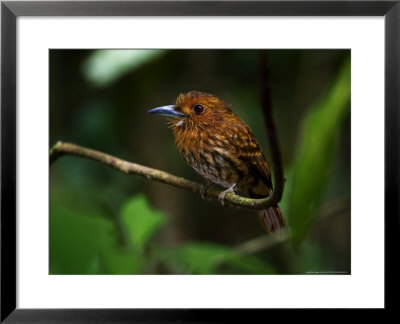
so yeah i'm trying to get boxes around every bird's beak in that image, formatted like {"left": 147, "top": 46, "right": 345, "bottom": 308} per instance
{"left": 147, "top": 105, "right": 187, "bottom": 118}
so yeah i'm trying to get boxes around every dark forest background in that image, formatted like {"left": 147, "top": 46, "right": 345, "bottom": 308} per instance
{"left": 49, "top": 49, "right": 350, "bottom": 274}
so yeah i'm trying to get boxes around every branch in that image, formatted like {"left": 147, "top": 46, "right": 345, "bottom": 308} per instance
{"left": 50, "top": 141, "right": 279, "bottom": 210}
{"left": 49, "top": 53, "right": 285, "bottom": 211}
{"left": 259, "top": 50, "right": 285, "bottom": 202}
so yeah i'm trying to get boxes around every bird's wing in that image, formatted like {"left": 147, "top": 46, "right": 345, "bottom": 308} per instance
{"left": 243, "top": 152, "right": 273, "bottom": 191}
{"left": 227, "top": 120, "right": 273, "bottom": 190}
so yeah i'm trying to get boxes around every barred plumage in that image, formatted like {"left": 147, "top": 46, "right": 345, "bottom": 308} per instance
{"left": 148, "top": 91, "right": 286, "bottom": 233}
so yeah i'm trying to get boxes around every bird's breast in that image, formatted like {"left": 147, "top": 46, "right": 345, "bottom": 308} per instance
{"left": 174, "top": 128, "right": 249, "bottom": 188}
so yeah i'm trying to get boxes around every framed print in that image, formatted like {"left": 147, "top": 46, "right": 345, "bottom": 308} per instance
{"left": 1, "top": 0, "right": 398, "bottom": 321}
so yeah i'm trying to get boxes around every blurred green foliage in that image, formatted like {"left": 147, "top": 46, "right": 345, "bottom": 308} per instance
{"left": 287, "top": 58, "right": 351, "bottom": 246}
{"left": 50, "top": 193, "right": 276, "bottom": 274}
{"left": 50, "top": 49, "right": 350, "bottom": 274}
{"left": 83, "top": 50, "right": 166, "bottom": 87}
{"left": 121, "top": 195, "right": 166, "bottom": 251}
{"left": 157, "top": 243, "right": 276, "bottom": 274}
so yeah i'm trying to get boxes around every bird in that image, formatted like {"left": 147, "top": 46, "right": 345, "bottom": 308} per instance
{"left": 148, "top": 91, "right": 286, "bottom": 234}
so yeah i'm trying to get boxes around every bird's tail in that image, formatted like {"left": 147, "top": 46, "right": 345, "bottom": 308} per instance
{"left": 258, "top": 205, "right": 287, "bottom": 235}
{"left": 249, "top": 190, "right": 287, "bottom": 236}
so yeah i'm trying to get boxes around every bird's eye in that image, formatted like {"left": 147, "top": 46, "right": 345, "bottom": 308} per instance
{"left": 192, "top": 104, "right": 205, "bottom": 115}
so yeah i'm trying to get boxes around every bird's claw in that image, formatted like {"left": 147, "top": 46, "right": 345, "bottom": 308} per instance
{"left": 218, "top": 185, "right": 236, "bottom": 206}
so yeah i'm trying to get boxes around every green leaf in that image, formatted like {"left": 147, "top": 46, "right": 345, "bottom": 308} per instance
{"left": 157, "top": 242, "right": 275, "bottom": 274}
{"left": 50, "top": 194, "right": 150, "bottom": 275}
{"left": 120, "top": 194, "right": 166, "bottom": 251}
{"left": 82, "top": 49, "right": 166, "bottom": 87}
{"left": 287, "top": 57, "right": 351, "bottom": 246}
{"left": 102, "top": 249, "right": 145, "bottom": 274}
{"left": 49, "top": 204, "right": 112, "bottom": 274}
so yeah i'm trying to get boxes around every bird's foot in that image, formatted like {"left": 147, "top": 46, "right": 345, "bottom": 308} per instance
{"left": 218, "top": 184, "right": 236, "bottom": 206}
{"left": 200, "top": 182, "right": 213, "bottom": 200}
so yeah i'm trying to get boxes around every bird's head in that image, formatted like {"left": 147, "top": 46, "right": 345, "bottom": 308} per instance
{"left": 148, "top": 91, "right": 232, "bottom": 129}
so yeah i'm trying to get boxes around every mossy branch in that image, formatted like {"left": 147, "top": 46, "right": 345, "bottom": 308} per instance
{"left": 50, "top": 141, "right": 282, "bottom": 210}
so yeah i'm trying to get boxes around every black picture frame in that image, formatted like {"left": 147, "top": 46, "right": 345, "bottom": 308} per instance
{"left": 1, "top": 0, "right": 398, "bottom": 321}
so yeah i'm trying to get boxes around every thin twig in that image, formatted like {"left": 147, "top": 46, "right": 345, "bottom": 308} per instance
{"left": 236, "top": 234, "right": 285, "bottom": 254}
{"left": 235, "top": 195, "right": 350, "bottom": 254}
{"left": 50, "top": 141, "right": 280, "bottom": 210}
{"left": 259, "top": 50, "right": 285, "bottom": 202}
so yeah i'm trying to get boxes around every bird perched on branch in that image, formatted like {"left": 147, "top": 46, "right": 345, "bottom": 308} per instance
{"left": 148, "top": 91, "right": 286, "bottom": 234}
